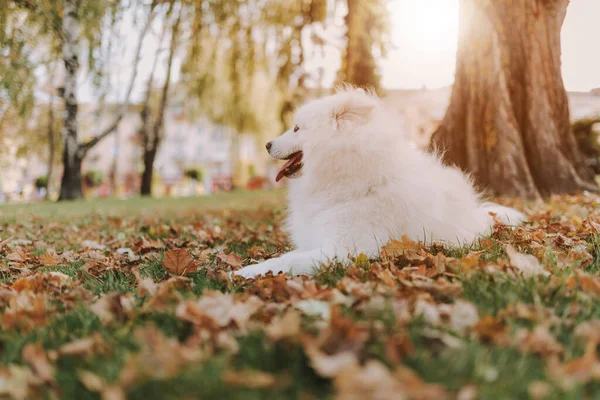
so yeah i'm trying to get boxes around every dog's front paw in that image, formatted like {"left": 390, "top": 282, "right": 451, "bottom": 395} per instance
{"left": 234, "top": 259, "right": 289, "bottom": 279}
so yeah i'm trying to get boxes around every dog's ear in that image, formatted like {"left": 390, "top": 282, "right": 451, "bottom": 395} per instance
{"left": 331, "top": 91, "right": 376, "bottom": 131}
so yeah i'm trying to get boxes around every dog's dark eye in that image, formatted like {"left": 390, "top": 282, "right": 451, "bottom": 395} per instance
{"left": 293, "top": 125, "right": 300, "bottom": 133}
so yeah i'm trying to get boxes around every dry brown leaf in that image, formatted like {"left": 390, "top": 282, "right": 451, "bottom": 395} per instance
{"left": 7, "top": 249, "right": 30, "bottom": 264}
{"left": 546, "top": 340, "right": 600, "bottom": 390}
{"left": 22, "top": 343, "right": 55, "bottom": 383}
{"left": 0, "top": 365, "right": 32, "bottom": 399}
{"left": 90, "top": 293, "right": 135, "bottom": 325}
{"left": 119, "top": 326, "right": 203, "bottom": 387}
{"left": 176, "top": 291, "right": 263, "bottom": 329}
{"left": 381, "top": 236, "right": 421, "bottom": 259}
{"left": 12, "top": 272, "right": 72, "bottom": 293}
{"left": 333, "top": 360, "right": 409, "bottom": 400}
{"left": 58, "top": 333, "right": 108, "bottom": 357}
{"left": 217, "top": 251, "right": 243, "bottom": 268}
{"left": 266, "top": 309, "right": 301, "bottom": 340}
{"left": 3, "top": 292, "right": 50, "bottom": 331}
{"left": 37, "top": 249, "right": 62, "bottom": 266}
{"left": 506, "top": 245, "right": 550, "bottom": 277}
{"left": 102, "top": 386, "right": 126, "bottom": 400}
{"left": 162, "top": 249, "right": 197, "bottom": 276}
{"left": 131, "top": 267, "right": 159, "bottom": 297}
{"left": 132, "top": 237, "right": 164, "bottom": 254}
{"left": 79, "top": 370, "right": 105, "bottom": 391}
{"left": 527, "top": 381, "right": 552, "bottom": 400}
{"left": 517, "top": 326, "right": 563, "bottom": 356}
{"left": 449, "top": 300, "right": 479, "bottom": 332}
{"left": 473, "top": 316, "right": 508, "bottom": 344}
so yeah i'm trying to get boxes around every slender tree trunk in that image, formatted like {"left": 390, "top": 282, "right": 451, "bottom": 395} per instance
{"left": 46, "top": 98, "right": 55, "bottom": 200}
{"left": 109, "top": 129, "right": 119, "bottom": 195}
{"left": 430, "top": 0, "right": 597, "bottom": 199}
{"left": 140, "top": 2, "right": 181, "bottom": 196}
{"left": 58, "top": 0, "right": 83, "bottom": 201}
{"left": 56, "top": 1, "right": 155, "bottom": 200}
{"left": 140, "top": 147, "right": 157, "bottom": 196}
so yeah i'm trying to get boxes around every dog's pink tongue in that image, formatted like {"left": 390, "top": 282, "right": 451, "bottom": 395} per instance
{"left": 275, "top": 152, "right": 302, "bottom": 182}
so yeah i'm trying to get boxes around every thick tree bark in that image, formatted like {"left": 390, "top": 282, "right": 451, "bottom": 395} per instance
{"left": 58, "top": 0, "right": 83, "bottom": 201}
{"left": 430, "top": 0, "right": 597, "bottom": 199}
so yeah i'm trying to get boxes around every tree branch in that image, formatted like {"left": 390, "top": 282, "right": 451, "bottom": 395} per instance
{"left": 150, "top": 2, "right": 183, "bottom": 147}
{"left": 79, "top": 1, "right": 158, "bottom": 157}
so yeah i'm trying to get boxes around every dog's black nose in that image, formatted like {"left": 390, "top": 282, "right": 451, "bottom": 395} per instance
{"left": 265, "top": 141, "right": 272, "bottom": 151}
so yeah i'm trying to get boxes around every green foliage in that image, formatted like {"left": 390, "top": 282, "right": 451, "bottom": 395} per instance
{"left": 573, "top": 117, "right": 600, "bottom": 173}
{"left": 181, "top": 0, "right": 331, "bottom": 137}
{"left": 35, "top": 175, "right": 49, "bottom": 189}
{"left": 184, "top": 167, "right": 203, "bottom": 181}
{"left": 247, "top": 164, "right": 256, "bottom": 178}
{"left": 84, "top": 169, "right": 105, "bottom": 187}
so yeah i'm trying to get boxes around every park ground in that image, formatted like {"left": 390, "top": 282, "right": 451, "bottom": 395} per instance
{"left": 1, "top": 190, "right": 600, "bottom": 399}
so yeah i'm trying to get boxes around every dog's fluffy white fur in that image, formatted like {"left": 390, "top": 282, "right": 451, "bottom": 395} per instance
{"left": 234, "top": 88, "right": 525, "bottom": 279}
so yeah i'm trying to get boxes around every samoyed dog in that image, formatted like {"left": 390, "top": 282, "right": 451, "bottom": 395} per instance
{"left": 234, "top": 87, "right": 525, "bottom": 279}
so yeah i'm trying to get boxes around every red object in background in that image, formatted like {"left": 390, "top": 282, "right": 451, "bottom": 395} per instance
{"left": 98, "top": 183, "right": 111, "bottom": 198}
{"left": 247, "top": 176, "right": 270, "bottom": 190}
{"left": 212, "top": 176, "right": 232, "bottom": 192}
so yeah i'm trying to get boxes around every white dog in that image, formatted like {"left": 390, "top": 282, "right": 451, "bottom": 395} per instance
{"left": 234, "top": 88, "right": 525, "bottom": 279}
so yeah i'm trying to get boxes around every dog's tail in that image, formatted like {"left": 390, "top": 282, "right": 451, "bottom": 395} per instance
{"left": 480, "top": 202, "right": 527, "bottom": 226}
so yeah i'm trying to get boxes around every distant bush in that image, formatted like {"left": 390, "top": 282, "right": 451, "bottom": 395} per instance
{"left": 35, "top": 175, "right": 48, "bottom": 189}
{"left": 184, "top": 168, "right": 203, "bottom": 181}
{"left": 248, "top": 164, "right": 257, "bottom": 178}
{"left": 573, "top": 117, "right": 600, "bottom": 174}
{"left": 84, "top": 170, "right": 105, "bottom": 187}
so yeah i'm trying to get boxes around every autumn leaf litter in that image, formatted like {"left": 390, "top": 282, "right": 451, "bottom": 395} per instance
{"left": 1, "top": 193, "right": 600, "bottom": 398}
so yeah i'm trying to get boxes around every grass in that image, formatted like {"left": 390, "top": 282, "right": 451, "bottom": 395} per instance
{"left": 0, "top": 190, "right": 600, "bottom": 399}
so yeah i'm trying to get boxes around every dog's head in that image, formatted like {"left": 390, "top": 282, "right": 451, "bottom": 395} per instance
{"left": 267, "top": 87, "right": 380, "bottom": 182}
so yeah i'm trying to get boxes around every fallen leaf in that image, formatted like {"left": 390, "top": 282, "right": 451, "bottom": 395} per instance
{"left": 81, "top": 240, "right": 106, "bottom": 250}
{"left": 176, "top": 291, "right": 263, "bottom": 329}
{"left": 517, "top": 326, "right": 563, "bottom": 356}
{"left": 449, "top": 300, "right": 479, "bottom": 332}
{"left": 293, "top": 299, "right": 331, "bottom": 321}
{"left": 333, "top": 360, "right": 409, "bottom": 400}
{"left": 506, "top": 245, "right": 550, "bottom": 277}
{"left": 37, "top": 249, "right": 62, "bottom": 266}
{"left": 22, "top": 343, "right": 55, "bottom": 383}
{"left": 58, "top": 333, "right": 107, "bottom": 357}
{"left": 79, "top": 370, "right": 105, "bottom": 391}
{"left": 90, "top": 293, "right": 135, "bottom": 325}
{"left": 266, "top": 309, "right": 301, "bottom": 340}
{"left": 162, "top": 249, "right": 197, "bottom": 276}
{"left": 217, "top": 251, "right": 243, "bottom": 268}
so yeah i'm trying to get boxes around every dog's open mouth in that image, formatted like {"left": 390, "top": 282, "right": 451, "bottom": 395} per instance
{"left": 275, "top": 151, "right": 303, "bottom": 182}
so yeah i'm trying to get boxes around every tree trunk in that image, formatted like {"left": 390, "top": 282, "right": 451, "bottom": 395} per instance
{"left": 139, "top": 2, "right": 181, "bottom": 197}
{"left": 430, "top": 0, "right": 597, "bottom": 199}
{"left": 337, "top": 0, "right": 386, "bottom": 92}
{"left": 59, "top": 153, "right": 83, "bottom": 200}
{"left": 140, "top": 147, "right": 156, "bottom": 196}
{"left": 58, "top": 0, "right": 83, "bottom": 201}
{"left": 46, "top": 98, "right": 55, "bottom": 200}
